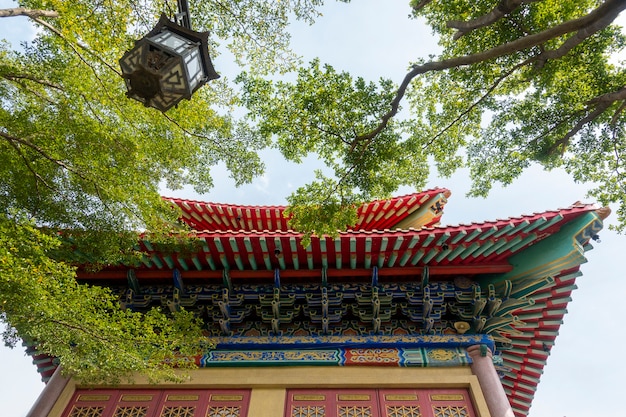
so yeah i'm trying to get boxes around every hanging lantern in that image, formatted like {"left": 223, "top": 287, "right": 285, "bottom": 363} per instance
{"left": 119, "top": 14, "right": 219, "bottom": 112}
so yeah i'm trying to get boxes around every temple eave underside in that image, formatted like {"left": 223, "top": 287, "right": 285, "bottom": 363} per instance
{"left": 27, "top": 192, "right": 607, "bottom": 417}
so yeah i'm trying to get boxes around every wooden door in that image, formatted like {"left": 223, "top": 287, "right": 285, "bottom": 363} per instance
{"left": 61, "top": 389, "right": 250, "bottom": 417}
{"left": 286, "top": 388, "right": 476, "bottom": 417}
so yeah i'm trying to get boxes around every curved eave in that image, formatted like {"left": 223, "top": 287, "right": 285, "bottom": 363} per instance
{"left": 486, "top": 207, "right": 604, "bottom": 417}
{"left": 499, "top": 266, "right": 586, "bottom": 417}
{"left": 168, "top": 204, "right": 599, "bottom": 277}
{"left": 164, "top": 188, "right": 450, "bottom": 233}
{"left": 79, "top": 204, "right": 599, "bottom": 280}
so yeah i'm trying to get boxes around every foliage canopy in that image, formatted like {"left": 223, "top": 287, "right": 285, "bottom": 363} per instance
{"left": 241, "top": 0, "right": 626, "bottom": 235}
{"left": 0, "top": 0, "right": 324, "bottom": 382}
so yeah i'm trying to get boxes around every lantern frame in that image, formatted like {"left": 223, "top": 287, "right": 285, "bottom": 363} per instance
{"left": 119, "top": 14, "right": 219, "bottom": 112}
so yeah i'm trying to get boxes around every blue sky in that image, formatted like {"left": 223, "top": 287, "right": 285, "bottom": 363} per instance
{"left": 1, "top": 1, "right": 625, "bottom": 416}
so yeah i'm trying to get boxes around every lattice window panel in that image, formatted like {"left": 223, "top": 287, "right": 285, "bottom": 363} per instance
{"left": 291, "top": 406, "right": 326, "bottom": 417}
{"left": 338, "top": 406, "right": 372, "bottom": 417}
{"left": 386, "top": 405, "right": 421, "bottom": 417}
{"left": 207, "top": 406, "right": 242, "bottom": 417}
{"left": 433, "top": 406, "right": 469, "bottom": 417}
{"left": 160, "top": 406, "right": 196, "bottom": 417}
{"left": 68, "top": 407, "right": 104, "bottom": 417}
{"left": 113, "top": 407, "right": 148, "bottom": 417}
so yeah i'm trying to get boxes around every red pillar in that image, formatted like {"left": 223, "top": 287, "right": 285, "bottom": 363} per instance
{"left": 467, "top": 345, "right": 514, "bottom": 417}
{"left": 26, "top": 367, "right": 70, "bottom": 417}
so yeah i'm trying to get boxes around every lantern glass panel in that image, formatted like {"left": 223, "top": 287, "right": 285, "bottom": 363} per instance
{"left": 185, "top": 49, "right": 204, "bottom": 89}
{"left": 150, "top": 30, "right": 192, "bottom": 54}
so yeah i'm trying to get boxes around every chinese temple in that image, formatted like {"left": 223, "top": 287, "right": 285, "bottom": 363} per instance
{"left": 26, "top": 188, "right": 608, "bottom": 417}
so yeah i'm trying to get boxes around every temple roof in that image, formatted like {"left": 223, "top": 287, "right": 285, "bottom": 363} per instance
{"left": 32, "top": 191, "right": 607, "bottom": 417}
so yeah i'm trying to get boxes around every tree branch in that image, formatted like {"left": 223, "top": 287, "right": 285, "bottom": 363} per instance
{"left": 1, "top": 73, "right": 63, "bottom": 91}
{"left": 550, "top": 102, "right": 612, "bottom": 154}
{"left": 354, "top": 0, "right": 626, "bottom": 144}
{"left": 588, "top": 85, "right": 626, "bottom": 104}
{"left": 0, "top": 8, "right": 58, "bottom": 19}
{"left": 411, "top": 1, "right": 433, "bottom": 11}
{"left": 0, "top": 131, "right": 88, "bottom": 181}
{"left": 161, "top": 113, "right": 242, "bottom": 162}
{"left": 447, "top": 0, "right": 540, "bottom": 40}
{"left": 3, "top": 134, "right": 54, "bottom": 192}
{"left": 212, "top": 0, "right": 281, "bottom": 55}
{"left": 1, "top": 73, "right": 63, "bottom": 106}
{"left": 31, "top": 16, "right": 122, "bottom": 77}
{"left": 422, "top": 57, "right": 533, "bottom": 151}
{"left": 611, "top": 100, "right": 626, "bottom": 125}
{"left": 426, "top": 8, "right": 625, "bottom": 147}
{"left": 28, "top": 16, "right": 132, "bottom": 128}
{"left": 610, "top": 128, "right": 626, "bottom": 194}
{"left": 546, "top": 86, "right": 626, "bottom": 153}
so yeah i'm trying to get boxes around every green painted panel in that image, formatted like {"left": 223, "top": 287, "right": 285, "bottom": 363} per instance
{"left": 387, "top": 252, "right": 398, "bottom": 267}
{"left": 141, "top": 256, "right": 153, "bottom": 268}
{"left": 518, "top": 216, "right": 547, "bottom": 233}
{"left": 205, "top": 255, "right": 216, "bottom": 270}
{"left": 410, "top": 249, "right": 425, "bottom": 265}
{"left": 421, "top": 248, "right": 438, "bottom": 264}
{"left": 478, "top": 226, "right": 498, "bottom": 240}
{"left": 151, "top": 255, "right": 163, "bottom": 268}
{"left": 537, "top": 214, "right": 564, "bottom": 231}
{"left": 493, "top": 223, "right": 514, "bottom": 238}
{"left": 229, "top": 237, "right": 239, "bottom": 252}
{"left": 434, "top": 247, "right": 452, "bottom": 263}
{"left": 481, "top": 239, "right": 509, "bottom": 257}
{"left": 421, "top": 233, "right": 436, "bottom": 247}
{"left": 511, "top": 276, "right": 555, "bottom": 298}
{"left": 459, "top": 242, "right": 480, "bottom": 259}
{"left": 247, "top": 254, "right": 257, "bottom": 270}
{"left": 177, "top": 258, "right": 189, "bottom": 271}
{"left": 483, "top": 212, "right": 602, "bottom": 285}
{"left": 191, "top": 256, "right": 202, "bottom": 270}
{"left": 407, "top": 235, "right": 420, "bottom": 249}
{"left": 462, "top": 228, "right": 483, "bottom": 243}
{"left": 219, "top": 254, "right": 230, "bottom": 269}
{"left": 471, "top": 240, "right": 496, "bottom": 258}
{"left": 436, "top": 233, "right": 451, "bottom": 247}
{"left": 380, "top": 237, "right": 389, "bottom": 252}
{"left": 495, "top": 236, "right": 523, "bottom": 255}
{"left": 506, "top": 219, "right": 530, "bottom": 235}
{"left": 446, "top": 244, "right": 467, "bottom": 262}
{"left": 451, "top": 230, "right": 467, "bottom": 244}
{"left": 398, "top": 250, "right": 412, "bottom": 266}
{"left": 507, "top": 234, "right": 538, "bottom": 253}
{"left": 163, "top": 256, "right": 175, "bottom": 269}
{"left": 234, "top": 254, "right": 244, "bottom": 270}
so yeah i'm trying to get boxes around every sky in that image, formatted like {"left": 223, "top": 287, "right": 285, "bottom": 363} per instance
{"left": 1, "top": 1, "right": 625, "bottom": 416}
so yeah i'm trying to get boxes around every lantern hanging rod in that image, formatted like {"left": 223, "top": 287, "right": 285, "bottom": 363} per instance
{"left": 175, "top": 0, "right": 192, "bottom": 30}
